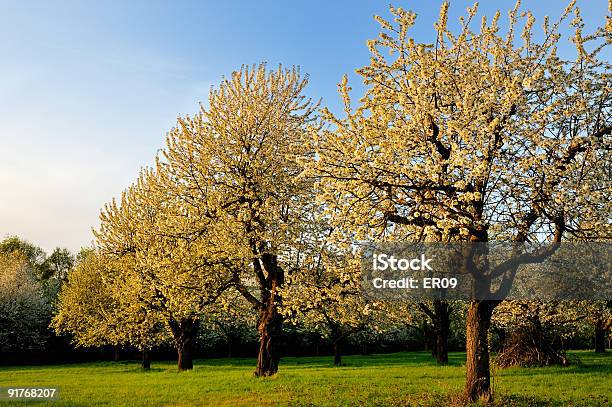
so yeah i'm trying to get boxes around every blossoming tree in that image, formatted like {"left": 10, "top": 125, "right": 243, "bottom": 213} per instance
{"left": 307, "top": 1, "right": 610, "bottom": 400}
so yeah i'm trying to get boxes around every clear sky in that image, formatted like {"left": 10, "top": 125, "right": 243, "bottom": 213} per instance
{"left": 0, "top": 0, "right": 608, "bottom": 254}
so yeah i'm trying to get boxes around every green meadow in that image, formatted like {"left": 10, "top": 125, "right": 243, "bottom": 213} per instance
{"left": 0, "top": 351, "right": 609, "bottom": 406}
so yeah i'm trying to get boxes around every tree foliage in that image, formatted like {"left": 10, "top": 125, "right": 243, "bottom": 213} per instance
{"left": 0, "top": 252, "right": 50, "bottom": 352}
{"left": 52, "top": 249, "right": 169, "bottom": 352}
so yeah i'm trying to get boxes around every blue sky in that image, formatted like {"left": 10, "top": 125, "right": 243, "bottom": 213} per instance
{"left": 0, "top": 0, "right": 608, "bottom": 253}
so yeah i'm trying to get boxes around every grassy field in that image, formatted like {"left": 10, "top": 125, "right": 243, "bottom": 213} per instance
{"left": 0, "top": 351, "right": 609, "bottom": 406}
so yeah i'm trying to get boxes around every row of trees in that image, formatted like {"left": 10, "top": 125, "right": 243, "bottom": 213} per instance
{"left": 1, "top": 240, "right": 606, "bottom": 363}
{"left": 47, "top": 0, "right": 609, "bottom": 403}
{"left": 0, "top": 237, "right": 367, "bottom": 363}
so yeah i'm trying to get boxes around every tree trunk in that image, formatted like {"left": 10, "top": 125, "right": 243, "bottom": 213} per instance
{"left": 255, "top": 303, "right": 283, "bottom": 376}
{"left": 433, "top": 300, "right": 450, "bottom": 364}
{"left": 141, "top": 349, "right": 151, "bottom": 370}
{"left": 594, "top": 318, "right": 606, "bottom": 353}
{"left": 333, "top": 341, "right": 342, "bottom": 366}
{"left": 254, "top": 253, "right": 284, "bottom": 377}
{"left": 113, "top": 346, "right": 120, "bottom": 362}
{"left": 464, "top": 300, "right": 494, "bottom": 402}
{"left": 423, "top": 322, "right": 433, "bottom": 353}
{"left": 434, "top": 329, "right": 449, "bottom": 364}
{"left": 170, "top": 318, "right": 199, "bottom": 371}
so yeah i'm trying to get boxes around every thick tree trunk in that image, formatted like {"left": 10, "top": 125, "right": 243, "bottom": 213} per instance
{"left": 594, "top": 318, "right": 606, "bottom": 353}
{"left": 333, "top": 341, "right": 342, "bottom": 366}
{"left": 170, "top": 318, "right": 199, "bottom": 371}
{"left": 420, "top": 301, "right": 451, "bottom": 363}
{"left": 113, "top": 346, "right": 120, "bottom": 362}
{"left": 434, "top": 330, "right": 449, "bottom": 364}
{"left": 141, "top": 349, "right": 151, "bottom": 370}
{"left": 433, "top": 300, "right": 450, "bottom": 364}
{"left": 254, "top": 253, "right": 284, "bottom": 377}
{"left": 255, "top": 303, "right": 283, "bottom": 376}
{"left": 464, "top": 300, "right": 494, "bottom": 402}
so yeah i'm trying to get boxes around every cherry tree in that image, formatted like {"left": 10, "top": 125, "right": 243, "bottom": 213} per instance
{"left": 307, "top": 1, "right": 610, "bottom": 400}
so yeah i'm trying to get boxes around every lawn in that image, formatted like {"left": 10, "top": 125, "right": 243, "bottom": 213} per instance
{"left": 0, "top": 351, "right": 609, "bottom": 406}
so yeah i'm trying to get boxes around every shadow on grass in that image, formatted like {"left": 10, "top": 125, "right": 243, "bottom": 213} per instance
{"left": 493, "top": 356, "right": 611, "bottom": 378}
{"left": 191, "top": 352, "right": 453, "bottom": 369}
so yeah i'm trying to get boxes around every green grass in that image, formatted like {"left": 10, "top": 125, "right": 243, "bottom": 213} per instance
{"left": 0, "top": 351, "right": 609, "bottom": 406}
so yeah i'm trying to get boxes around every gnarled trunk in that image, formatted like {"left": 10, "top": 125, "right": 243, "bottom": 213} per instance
{"left": 433, "top": 300, "right": 450, "bottom": 364}
{"left": 170, "top": 318, "right": 199, "bottom": 371}
{"left": 420, "top": 301, "right": 451, "bottom": 364}
{"left": 254, "top": 253, "right": 284, "bottom": 377}
{"left": 141, "top": 349, "right": 151, "bottom": 370}
{"left": 255, "top": 301, "right": 283, "bottom": 376}
{"left": 464, "top": 300, "right": 494, "bottom": 402}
